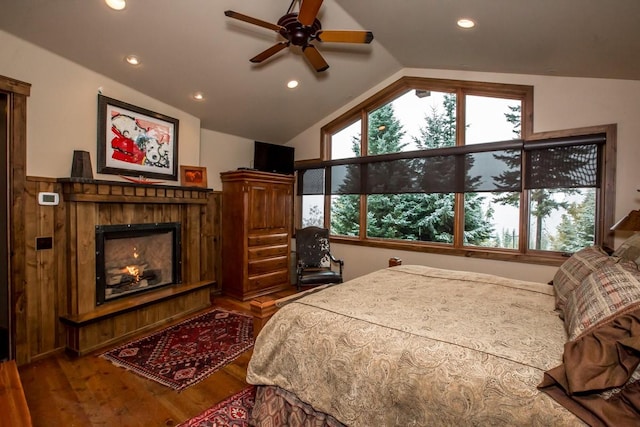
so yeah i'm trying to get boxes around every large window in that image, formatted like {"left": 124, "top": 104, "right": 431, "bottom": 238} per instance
{"left": 298, "top": 77, "right": 616, "bottom": 262}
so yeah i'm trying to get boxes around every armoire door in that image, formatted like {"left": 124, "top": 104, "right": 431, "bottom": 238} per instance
{"left": 247, "top": 183, "right": 270, "bottom": 232}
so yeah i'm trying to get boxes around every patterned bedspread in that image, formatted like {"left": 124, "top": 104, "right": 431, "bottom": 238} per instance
{"left": 247, "top": 265, "right": 584, "bottom": 426}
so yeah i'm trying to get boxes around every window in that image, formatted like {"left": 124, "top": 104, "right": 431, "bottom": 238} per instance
{"left": 298, "top": 77, "right": 616, "bottom": 263}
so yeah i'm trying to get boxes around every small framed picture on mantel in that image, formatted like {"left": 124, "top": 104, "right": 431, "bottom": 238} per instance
{"left": 180, "top": 165, "right": 208, "bottom": 188}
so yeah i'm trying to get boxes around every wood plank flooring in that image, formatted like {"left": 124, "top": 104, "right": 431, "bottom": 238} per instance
{"left": 17, "top": 290, "right": 296, "bottom": 427}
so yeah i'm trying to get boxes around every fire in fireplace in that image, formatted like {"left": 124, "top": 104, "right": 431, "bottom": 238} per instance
{"left": 95, "top": 222, "right": 181, "bottom": 305}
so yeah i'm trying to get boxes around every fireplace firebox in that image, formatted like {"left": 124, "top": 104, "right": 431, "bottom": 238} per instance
{"left": 95, "top": 222, "right": 182, "bottom": 305}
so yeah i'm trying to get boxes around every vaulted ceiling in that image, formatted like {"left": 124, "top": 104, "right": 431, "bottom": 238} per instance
{"left": 1, "top": 0, "right": 638, "bottom": 143}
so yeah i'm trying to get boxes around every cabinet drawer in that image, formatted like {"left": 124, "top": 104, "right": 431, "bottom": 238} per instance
{"left": 248, "top": 256, "right": 288, "bottom": 275}
{"left": 248, "top": 233, "right": 288, "bottom": 247}
{"left": 248, "top": 244, "right": 288, "bottom": 259}
{"left": 248, "top": 270, "right": 289, "bottom": 291}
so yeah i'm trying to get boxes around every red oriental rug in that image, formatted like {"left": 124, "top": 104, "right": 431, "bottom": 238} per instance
{"left": 178, "top": 386, "right": 256, "bottom": 427}
{"left": 101, "top": 309, "right": 253, "bottom": 391}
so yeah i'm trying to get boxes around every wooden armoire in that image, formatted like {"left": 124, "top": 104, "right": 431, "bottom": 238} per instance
{"left": 220, "top": 170, "right": 295, "bottom": 300}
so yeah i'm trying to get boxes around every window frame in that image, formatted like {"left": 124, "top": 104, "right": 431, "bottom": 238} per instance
{"left": 296, "top": 77, "right": 616, "bottom": 266}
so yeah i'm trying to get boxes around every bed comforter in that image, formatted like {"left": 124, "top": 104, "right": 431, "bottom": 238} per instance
{"left": 247, "top": 265, "right": 583, "bottom": 426}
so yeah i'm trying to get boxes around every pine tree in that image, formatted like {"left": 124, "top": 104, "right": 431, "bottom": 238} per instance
{"left": 331, "top": 94, "right": 493, "bottom": 245}
{"left": 494, "top": 105, "right": 591, "bottom": 250}
{"left": 410, "top": 93, "right": 493, "bottom": 244}
{"left": 550, "top": 189, "right": 595, "bottom": 251}
{"left": 302, "top": 205, "right": 324, "bottom": 227}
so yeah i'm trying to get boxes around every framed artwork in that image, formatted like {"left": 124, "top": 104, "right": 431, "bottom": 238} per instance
{"left": 180, "top": 165, "right": 208, "bottom": 188}
{"left": 97, "top": 94, "right": 179, "bottom": 180}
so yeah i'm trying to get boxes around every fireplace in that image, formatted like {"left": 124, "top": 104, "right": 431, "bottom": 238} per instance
{"left": 95, "top": 222, "right": 182, "bottom": 305}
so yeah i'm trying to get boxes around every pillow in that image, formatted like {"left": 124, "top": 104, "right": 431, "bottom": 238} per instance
{"left": 613, "top": 232, "right": 640, "bottom": 265}
{"left": 564, "top": 260, "right": 640, "bottom": 341}
{"left": 552, "top": 246, "right": 613, "bottom": 317}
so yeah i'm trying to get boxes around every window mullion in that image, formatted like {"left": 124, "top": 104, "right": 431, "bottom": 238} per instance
{"left": 455, "top": 88, "right": 465, "bottom": 247}
{"left": 518, "top": 191, "right": 528, "bottom": 253}
{"left": 454, "top": 193, "right": 465, "bottom": 247}
{"left": 457, "top": 87, "right": 465, "bottom": 147}
{"left": 359, "top": 109, "right": 368, "bottom": 239}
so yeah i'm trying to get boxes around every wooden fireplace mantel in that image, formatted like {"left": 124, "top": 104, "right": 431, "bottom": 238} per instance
{"left": 58, "top": 177, "right": 211, "bottom": 204}
{"left": 59, "top": 178, "right": 220, "bottom": 355}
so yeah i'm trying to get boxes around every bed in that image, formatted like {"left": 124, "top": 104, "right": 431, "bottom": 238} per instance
{"left": 247, "top": 246, "right": 640, "bottom": 426}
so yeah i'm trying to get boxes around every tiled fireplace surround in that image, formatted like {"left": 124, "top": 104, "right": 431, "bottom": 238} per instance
{"left": 58, "top": 179, "right": 219, "bottom": 356}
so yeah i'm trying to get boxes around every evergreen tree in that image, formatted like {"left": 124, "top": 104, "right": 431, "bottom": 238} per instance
{"left": 494, "top": 104, "right": 590, "bottom": 250}
{"left": 550, "top": 189, "right": 596, "bottom": 251}
{"left": 330, "top": 194, "right": 359, "bottom": 236}
{"left": 410, "top": 93, "right": 493, "bottom": 244}
{"left": 414, "top": 94, "right": 456, "bottom": 149}
{"left": 331, "top": 94, "right": 493, "bottom": 245}
{"left": 302, "top": 205, "right": 324, "bottom": 227}
{"left": 330, "top": 104, "right": 408, "bottom": 236}
{"left": 575, "top": 189, "right": 596, "bottom": 244}
{"left": 501, "top": 228, "right": 517, "bottom": 249}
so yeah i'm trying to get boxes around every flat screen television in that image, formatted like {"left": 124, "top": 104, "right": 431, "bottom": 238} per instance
{"left": 253, "top": 141, "right": 295, "bottom": 175}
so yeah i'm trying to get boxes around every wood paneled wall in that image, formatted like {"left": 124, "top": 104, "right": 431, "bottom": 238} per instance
{"left": 21, "top": 178, "right": 66, "bottom": 364}
{"left": 17, "top": 177, "right": 221, "bottom": 364}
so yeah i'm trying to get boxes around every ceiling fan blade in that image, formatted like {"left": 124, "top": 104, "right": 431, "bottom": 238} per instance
{"left": 297, "top": 0, "right": 323, "bottom": 26}
{"left": 315, "top": 30, "right": 374, "bottom": 44}
{"left": 224, "top": 10, "right": 284, "bottom": 32}
{"left": 250, "top": 42, "right": 290, "bottom": 63}
{"left": 303, "top": 44, "right": 329, "bottom": 72}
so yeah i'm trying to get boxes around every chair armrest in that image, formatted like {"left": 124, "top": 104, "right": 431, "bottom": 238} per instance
{"left": 328, "top": 252, "right": 344, "bottom": 275}
{"left": 328, "top": 252, "right": 343, "bottom": 265}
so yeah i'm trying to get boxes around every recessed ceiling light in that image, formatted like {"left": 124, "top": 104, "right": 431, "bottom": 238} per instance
{"left": 287, "top": 80, "right": 299, "bottom": 89}
{"left": 105, "top": 0, "right": 126, "bottom": 11}
{"left": 457, "top": 18, "right": 475, "bottom": 29}
{"left": 193, "top": 92, "right": 205, "bottom": 101}
{"left": 125, "top": 55, "right": 140, "bottom": 65}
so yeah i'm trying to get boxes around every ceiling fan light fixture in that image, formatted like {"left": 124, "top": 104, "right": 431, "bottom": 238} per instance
{"left": 457, "top": 18, "right": 476, "bottom": 29}
{"left": 287, "top": 80, "right": 299, "bottom": 89}
{"left": 105, "top": 0, "right": 126, "bottom": 11}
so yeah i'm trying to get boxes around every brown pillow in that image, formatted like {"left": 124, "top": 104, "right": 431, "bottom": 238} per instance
{"left": 564, "top": 260, "right": 640, "bottom": 341}
{"left": 552, "top": 246, "right": 613, "bottom": 318}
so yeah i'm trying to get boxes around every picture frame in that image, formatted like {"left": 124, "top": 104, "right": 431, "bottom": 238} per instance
{"left": 97, "top": 94, "right": 179, "bottom": 181}
{"left": 180, "top": 165, "right": 208, "bottom": 188}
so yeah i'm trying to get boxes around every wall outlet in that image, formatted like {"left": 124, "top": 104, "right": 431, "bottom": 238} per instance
{"left": 35, "top": 237, "right": 53, "bottom": 251}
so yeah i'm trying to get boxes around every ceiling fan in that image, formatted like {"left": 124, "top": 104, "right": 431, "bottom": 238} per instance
{"left": 224, "top": 0, "right": 374, "bottom": 72}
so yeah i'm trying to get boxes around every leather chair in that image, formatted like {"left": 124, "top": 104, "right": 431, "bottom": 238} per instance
{"left": 295, "top": 226, "right": 344, "bottom": 290}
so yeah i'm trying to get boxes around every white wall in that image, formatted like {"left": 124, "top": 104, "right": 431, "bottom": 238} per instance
{"left": 199, "top": 129, "right": 254, "bottom": 191}
{"left": 288, "top": 68, "right": 640, "bottom": 283}
{"left": 0, "top": 29, "right": 201, "bottom": 182}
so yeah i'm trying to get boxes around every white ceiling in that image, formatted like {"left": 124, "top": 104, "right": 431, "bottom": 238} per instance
{"left": 1, "top": 0, "right": 638, "bottom": 143}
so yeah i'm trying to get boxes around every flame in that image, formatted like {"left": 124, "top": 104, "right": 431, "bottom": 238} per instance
{"left": 126, "top": 265, "right": 140, "bottom": 282}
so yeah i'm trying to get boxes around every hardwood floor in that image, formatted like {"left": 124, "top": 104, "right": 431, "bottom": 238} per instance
{"left": 17, "top": 290, "right": 296, "bottom": 427}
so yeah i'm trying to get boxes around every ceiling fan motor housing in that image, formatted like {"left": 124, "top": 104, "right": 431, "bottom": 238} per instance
{"left": 277, "top": 12, "right": 321, "bottom": 46}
